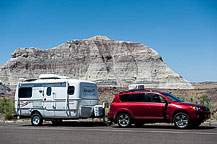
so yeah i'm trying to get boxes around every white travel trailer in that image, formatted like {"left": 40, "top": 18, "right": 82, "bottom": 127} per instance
{"left": 15, "top": 74, "right": 104, "bottom": 126}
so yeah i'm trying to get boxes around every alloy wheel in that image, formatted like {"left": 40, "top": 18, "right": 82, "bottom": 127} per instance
{"left": 118, "top": 113, "right": 130, "bottom": 127}
{"left": 174, "top": 113, "right": 189, "bottom": 128}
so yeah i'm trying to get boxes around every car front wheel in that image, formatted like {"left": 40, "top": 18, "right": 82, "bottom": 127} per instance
{"left": 117, "top": 113, "right": 131, "bottom": 128}
{"left": 173, "top": 112, "right": 190, "bottom": 129}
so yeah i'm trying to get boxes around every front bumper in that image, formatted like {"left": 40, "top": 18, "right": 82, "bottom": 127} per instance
{"left": 190, "top": 111, "right": 211, "bottom": 122}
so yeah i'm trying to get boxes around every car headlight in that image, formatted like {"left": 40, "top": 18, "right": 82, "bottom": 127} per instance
{"left": 190, "top": 106, "right": 201, "bottom": 111}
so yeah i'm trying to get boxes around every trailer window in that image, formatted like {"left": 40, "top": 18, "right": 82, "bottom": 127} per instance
{"left": 46, "top": 87, "right": 52, "bottom": 96}
{"left": 18, "top": 87, "right": 32, "bottom": 98}
{"left": 68, "top": 86, "right": 74, "bottom": 95}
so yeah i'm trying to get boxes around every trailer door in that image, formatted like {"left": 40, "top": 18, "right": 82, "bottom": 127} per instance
{"left": 53, "top": 86, "right": 68, "bottom": 118}
{"left": 43, "top": 86, "right": 54, "bottom": 118}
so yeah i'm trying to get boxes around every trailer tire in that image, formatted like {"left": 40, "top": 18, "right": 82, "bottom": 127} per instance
{"left": 31, "top": 113, "right": 43, "bottom": 126}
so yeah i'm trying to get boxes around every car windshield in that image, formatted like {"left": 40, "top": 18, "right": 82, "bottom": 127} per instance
{"left": 162, "top": 93, "right": 183, "bottom": 102}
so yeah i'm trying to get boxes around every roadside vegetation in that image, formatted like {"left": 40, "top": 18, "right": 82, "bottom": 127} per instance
{"left": 180, "top": 94, "right": 214, "bottom": 110}
{"left": 0, "top": 97, "right": 16, "bottom": 120}
{"left": 173, "top": 91, "right": 216, "bottom": 121}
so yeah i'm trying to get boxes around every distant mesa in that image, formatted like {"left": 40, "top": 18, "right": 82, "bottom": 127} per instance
{"left": 0, "top": 35, "right": 194, "bottom": 89}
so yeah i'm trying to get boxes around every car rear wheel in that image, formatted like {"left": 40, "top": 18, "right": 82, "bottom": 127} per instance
{"left": 173, "top": 112, "right": 190, "bottom": 129}
{"left": 31, "top": 113, "right": 43, "bottom": 126}
{"left": 117, "top": 113, "right": 131, "bottom": 128}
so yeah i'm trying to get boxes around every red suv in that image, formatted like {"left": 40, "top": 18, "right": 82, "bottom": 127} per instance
{"left": 108, "top": 89, "right": 210, "bottom": 128}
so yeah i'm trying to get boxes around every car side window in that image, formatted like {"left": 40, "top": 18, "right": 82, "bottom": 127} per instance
{"left": 119, "top": 93, "right": 145, "bottom": 102}
{"left": 145, "top": 93, "right": 164, "bottom": 103}
{"left": 128, "top": 93, "right": 145, "bottom": 102}
{"left": 119, "top": 94, "right": 129, "bottom": 102}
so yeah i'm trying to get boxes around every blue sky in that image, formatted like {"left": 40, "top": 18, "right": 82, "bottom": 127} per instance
{"left": 0, "top": 0, "right": 217, "bottom": 82}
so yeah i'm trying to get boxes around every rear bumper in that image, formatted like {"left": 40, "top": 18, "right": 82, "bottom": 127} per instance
{"left": 108, "top": 112, "right": 115, "bottom": 121}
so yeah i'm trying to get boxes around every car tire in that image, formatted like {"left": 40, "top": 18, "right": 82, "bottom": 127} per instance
{"left": 116, "top": 113, "right": 131, "bottom": 128}
{"left": 31, "top": 113, "right": 43, "bottom": 126}
{"left": 173, "top": 112, "right": 190, "bottom": 129}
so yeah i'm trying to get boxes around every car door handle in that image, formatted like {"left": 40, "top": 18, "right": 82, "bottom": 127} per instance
{"left": 44, "top": 98, "right": 46, "bottom": 101}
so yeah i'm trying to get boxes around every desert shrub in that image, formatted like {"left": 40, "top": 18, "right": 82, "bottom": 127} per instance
{"left": 198, "top": 94, "right": 214, "bottom": 111}
{"left": 177, "top": 94, "right": 216, "bottom": 120}
{"left": 0, "top": 98, "right": 15, "bottom": 120}
{"left": 102, "top": 100, "right": 110, "bottom": 116}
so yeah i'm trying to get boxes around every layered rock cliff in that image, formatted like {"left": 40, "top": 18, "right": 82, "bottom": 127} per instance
{"left": 0, "top": 36, "right": 194, "bottom": 89}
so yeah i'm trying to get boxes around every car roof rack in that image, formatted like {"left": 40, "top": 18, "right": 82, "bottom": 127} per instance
{"left": 119, "top": 89, "right": 153, "bottom": 94}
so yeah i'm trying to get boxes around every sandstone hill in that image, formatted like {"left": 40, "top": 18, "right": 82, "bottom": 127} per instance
{"left": 0, "top": 36, "right": 193, "bottom": 89}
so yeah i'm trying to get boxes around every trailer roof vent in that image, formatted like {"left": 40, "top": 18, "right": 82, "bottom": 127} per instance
{"left": 39, "top": 74, "right": 69, "bottom": 79}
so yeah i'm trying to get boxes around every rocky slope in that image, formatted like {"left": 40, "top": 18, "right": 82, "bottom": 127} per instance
{"left": 0, "top": 36, "right": 193, "bottom": 89}
{"left": 0, "top": 82, "right": 11, "bottom": 97}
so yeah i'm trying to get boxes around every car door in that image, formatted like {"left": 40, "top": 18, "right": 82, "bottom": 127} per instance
{"left": 144, "top": 93, "right": 166, "bottom": 119}
{"left": 126, "top": 93, "right": 148, "bottom": 118}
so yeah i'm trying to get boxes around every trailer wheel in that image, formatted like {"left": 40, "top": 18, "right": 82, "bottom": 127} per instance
{"left": 31, "top": 113, "right": 43, "bottom": 126}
